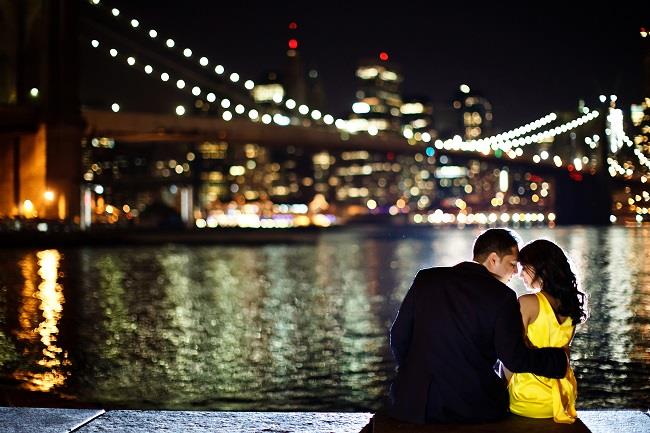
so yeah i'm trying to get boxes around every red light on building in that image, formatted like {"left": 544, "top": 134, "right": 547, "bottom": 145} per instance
{"left": 379, "top": 51, "right": 389, "bottom": 61}
{"left": 288, "top": 39, "right": 298, "bottom": 49}
{"left": 569, "top": 171, "right": 583, "bottom": 182}
{"left": 289, "top": 22, "right": 298, "bottom": 30}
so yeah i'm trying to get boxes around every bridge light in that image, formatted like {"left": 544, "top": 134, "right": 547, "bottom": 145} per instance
{"left": 368, "top": 126, "right": 378, "bottom": 136}
{"left": 235, "top": 104, "right": 245, "bottom": 114}
{"left": 90, "top": 0, "right": 100, "bottom": 5}
{"left": 130, "top": 19, "right": 139, "bottom": 28}
{"left": 214, "top": 65, "right": 224, "bottom": 74}
{"left": 111, "top": 103, "right": 120, "bottom": 112}
{"left": 166, "top": 39, "right": 175, "bottom": 48}
{"left": 144, "top": 65, "right": 153, "bottom": 74}
{"left": 183, "top": 48, "right": 192, "bottom": 57}
{"left": 109, "top": 48, "right": 118, "bottom": 57}
{"left": 273, "top": 113, "right": 290, "bottom": 126}
{"left": 91, "top": 39, "right": 99, "bottom": 48}
{"left": 160, "top": 72, "right": 169, "bottom": 81}
{"left": 244, "top": 80, "right": 254, "bottom": 90}
{"left": 149, "top": 29, "right": 157, "bottom": 38}
{"left": 229, "top": 72, "right": 240, "bottom": 82}
{"left": 127, "top": 56, "right": 135, "bottom": 65}
{"left": 111, "top": 8, "right": 119, "bottom": 16}
{"left": 599, "top": 95, "right": 606, "bottom": 103}
{"left": 285, "top": 99, "right": 296, "bottom": 109}
{"left": 176, "top": 79, "right": 185, "bottom": 89}
{"left": 206, "top": 93, "right": 216, "bottom": 102}
{"left": 323, "top": 114, "right": 334, "bottom": 125}
{"left": 248, "top": 109, "right": 259, "bottom": 120}
{"left": 352, "top": 102, "right": 370, "bottom": 114}
{"left": 199, "top": 56, "right": 209, "bottom": 66}
{"left": 610, "top": 94, "right": 617, "bottom": 102}
{"left": 175, "top": 105, "right": 185, "bottom": 116}
{"left": 298, "top": 104, "right": 309, "bottom": 115}
{"left": 261, "top": 114, "right": 272, "bottom": 124}
{"left": 311, "top": 110, "right": 322, "bottom": 120}
{"left": 540, "top": 150, "right": 549, "bottom": 160}
{"left": 29, "top": 88, "right": 39, "bottom": 98}
{"left": 221, "top": 99, "right": 230, "bottom": 109}
{"left": 272, "top": 93, "right": 283, "bottom": 104}
{"left": 460, "top": 84, "right": 470, "bottom": 94}
{"left": 191, "top": 86, "right": 201, "bottom": 96}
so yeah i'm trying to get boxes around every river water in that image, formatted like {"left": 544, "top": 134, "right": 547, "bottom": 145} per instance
{"left": 0, "top": 226, "right": 648, "bottom": 410}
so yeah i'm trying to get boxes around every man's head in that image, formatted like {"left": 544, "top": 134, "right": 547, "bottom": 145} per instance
{"left": 472, "top": 228, "right": 520, "bottom": 283}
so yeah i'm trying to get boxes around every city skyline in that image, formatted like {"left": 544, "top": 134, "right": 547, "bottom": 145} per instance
{"left": 94, "top": 1, "right": 648, "bottom": 131}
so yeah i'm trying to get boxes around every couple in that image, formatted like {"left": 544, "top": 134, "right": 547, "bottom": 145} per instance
{"left": 389, "top": 228, "right": 588, "bottom": 424}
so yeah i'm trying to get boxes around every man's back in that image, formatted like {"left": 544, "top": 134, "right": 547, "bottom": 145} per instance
{"left": 389, "top": 262, "right": 566, "bottom": 424}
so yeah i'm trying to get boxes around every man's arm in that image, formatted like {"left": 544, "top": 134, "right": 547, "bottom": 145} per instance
{"left": 494, "top": 294, "right": 568, "bottom": 378}
{"left": 389, "top": 271, "right": 421, "bottom": 367}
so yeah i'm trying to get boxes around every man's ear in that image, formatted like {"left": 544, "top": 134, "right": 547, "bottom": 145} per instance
{"left": 487, "top": 252, "right": 499, "bottom": 267}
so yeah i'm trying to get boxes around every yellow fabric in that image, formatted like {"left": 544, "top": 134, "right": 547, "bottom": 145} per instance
{"left": 508, "top": 291, "right": 577, "bottom": 424}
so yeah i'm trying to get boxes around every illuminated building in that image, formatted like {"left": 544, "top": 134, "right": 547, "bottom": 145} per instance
{"left": 401, "top": 96, "right": 435, "bottom": 140}
{"left": 252, "top": 71, "right": 285, "bottom": 106}
{"left": 284, "top": 21, "right": 307, "bottom": 105}
{"left": 452, "top": 84, "right": 493, "bottom": 140}
{"left": 349, "top": 53, "right": 403, "bottom": 134}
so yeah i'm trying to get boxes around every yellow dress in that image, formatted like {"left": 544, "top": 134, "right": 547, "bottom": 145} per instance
{"left": 508, "top": 291, "right": 577, "bottom": 423}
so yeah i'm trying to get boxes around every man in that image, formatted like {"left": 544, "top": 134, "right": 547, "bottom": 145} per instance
{"left": 388, "top": 228, "right": 568, "bottom": 424}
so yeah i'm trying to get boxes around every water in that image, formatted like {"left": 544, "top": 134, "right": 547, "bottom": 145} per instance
{"left": 0, "top": 226, "right": 648, "bottom": 410}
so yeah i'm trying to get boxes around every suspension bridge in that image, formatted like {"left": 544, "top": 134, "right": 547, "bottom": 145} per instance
{"left": 1, "top": 0, "right": 648, "bottom": 228}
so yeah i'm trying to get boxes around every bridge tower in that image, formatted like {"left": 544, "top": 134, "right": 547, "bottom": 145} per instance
{"left": 0, "top": 0, "right": 83, "bottom": 222}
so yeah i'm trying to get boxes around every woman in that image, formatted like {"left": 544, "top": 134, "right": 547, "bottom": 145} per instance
{"left": 507, "top": 239, "right": 588, "bottom": 423}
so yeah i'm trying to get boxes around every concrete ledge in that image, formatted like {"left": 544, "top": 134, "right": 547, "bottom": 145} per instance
{"left": 0, "top": 408, "right": 647, "bottom": 433}
{"left": 372, "top": 410, "right": 650, "bottom": 433}
{"left": 0, "top": 407, "right": 105, "bottom": 433}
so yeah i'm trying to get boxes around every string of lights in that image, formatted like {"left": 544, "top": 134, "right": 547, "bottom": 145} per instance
{"left": 88, "top": 36, "right": 282, "bottom": 124}
{"left": 85, "top": 0, "right": 343, "bottom": 128}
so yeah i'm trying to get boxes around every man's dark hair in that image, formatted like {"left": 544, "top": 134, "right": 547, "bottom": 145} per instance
{"left": 472, "top": 228, "right": 519, "bottom": 263}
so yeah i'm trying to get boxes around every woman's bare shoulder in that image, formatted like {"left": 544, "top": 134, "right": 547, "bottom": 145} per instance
{"left": 518, "top": 293, "right": 540, "bottom": 325}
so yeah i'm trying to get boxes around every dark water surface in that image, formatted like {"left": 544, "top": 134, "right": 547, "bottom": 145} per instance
{"left": 0, "top": 226, "right": 648, "bottom": 410}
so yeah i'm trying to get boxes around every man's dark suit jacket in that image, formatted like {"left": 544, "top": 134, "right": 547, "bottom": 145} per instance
{"left": 388, "top": 261, "right": 568, "bottom": 424}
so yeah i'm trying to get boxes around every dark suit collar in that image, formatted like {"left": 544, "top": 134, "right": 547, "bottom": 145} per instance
{"left": 454, "top": 261, "right": 494, "bottom": 278}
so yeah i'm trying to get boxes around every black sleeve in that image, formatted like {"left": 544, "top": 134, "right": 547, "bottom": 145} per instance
{"left": 494, "top": 294, "right": 567, "bottom": 378}
{"left": 389, "top": 271, "right": 421, "bottom": 368}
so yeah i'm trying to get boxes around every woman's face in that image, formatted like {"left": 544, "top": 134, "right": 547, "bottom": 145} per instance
{"left": 520, "top": 264, "right": 541, "bottom": 289}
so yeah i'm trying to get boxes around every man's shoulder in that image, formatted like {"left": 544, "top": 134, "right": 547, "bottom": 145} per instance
{"left": 424, "top": 263, "right": 515, "bottom": 298}
{"left": 415, "top": 266, "right": 452, "bottom": 279}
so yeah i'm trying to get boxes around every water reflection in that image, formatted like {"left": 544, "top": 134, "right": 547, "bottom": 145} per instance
{"left": 13, "top": 250, "right": 69, "bottom": 392}
{"left": 0, "top": 227, "right": 648, "bottom": 410}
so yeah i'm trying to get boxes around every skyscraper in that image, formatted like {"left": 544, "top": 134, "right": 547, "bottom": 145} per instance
{"left": 452, "top": 84, "right": 493, "bottom": 140}
{"left": 348, "top": 52, "right": 403, "bottom": 134}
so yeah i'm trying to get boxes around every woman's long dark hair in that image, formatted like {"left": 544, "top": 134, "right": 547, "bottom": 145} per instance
{"left": 519, "top": 239, "right": 588, "bottom": 324}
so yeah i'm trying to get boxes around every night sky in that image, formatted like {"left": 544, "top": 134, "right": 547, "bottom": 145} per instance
{"left": 86, "top": 1, "right": 648, "bottom": 132}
